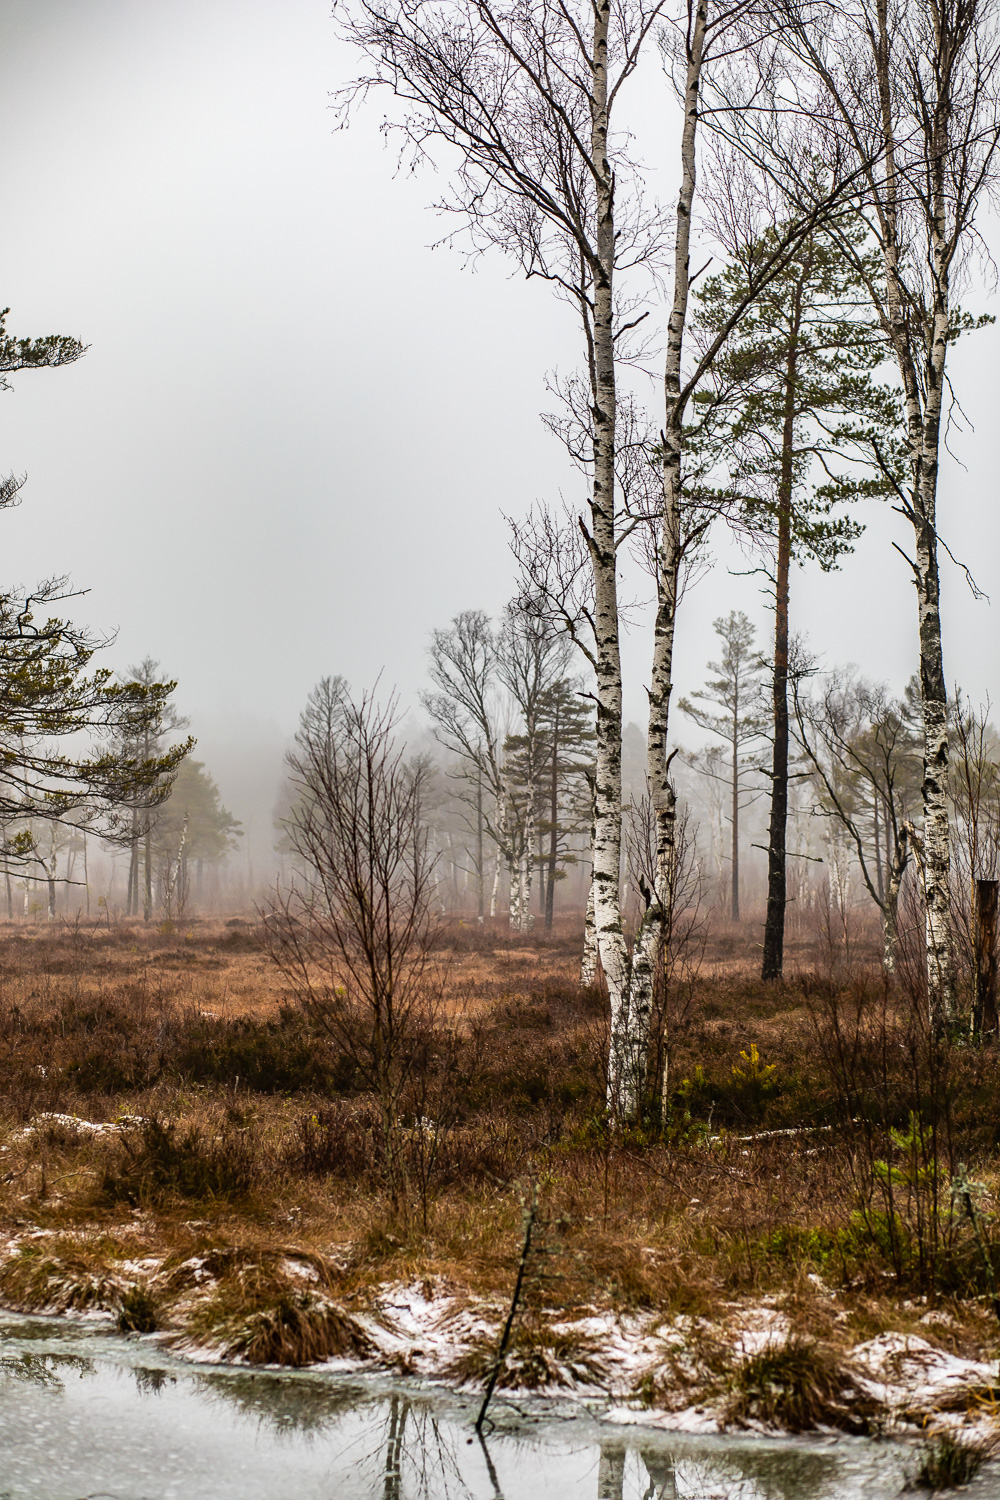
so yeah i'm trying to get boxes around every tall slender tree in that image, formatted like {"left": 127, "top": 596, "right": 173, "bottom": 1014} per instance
{"left": 338, "top": 0, "right": 672, "bottom": 1104}
{"left": 732, "top": 0, "right": 1000, "bottom": 1021}
{"left": 118, "top": 659, "right": 191, "bottom": 921}
{"left": 679, "top": 611, "right": 765, "bottom": 921}
{"left": 693, "top": 221, "right": 901, "bottom": 979}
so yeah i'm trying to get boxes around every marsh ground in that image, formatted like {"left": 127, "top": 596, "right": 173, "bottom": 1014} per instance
{"left": 0, "top": 913, "right": 998, "bottom": 1442}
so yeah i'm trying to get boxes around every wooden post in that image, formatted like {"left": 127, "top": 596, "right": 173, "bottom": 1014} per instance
{"left": 974, "top": 879, "right": 999, "bottom": 1041}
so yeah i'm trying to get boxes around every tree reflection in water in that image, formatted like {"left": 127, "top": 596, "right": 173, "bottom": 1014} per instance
{"left": 0, "top": 1336, "right": 908, "bottom": 1500}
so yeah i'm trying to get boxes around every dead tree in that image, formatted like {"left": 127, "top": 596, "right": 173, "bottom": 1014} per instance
{"left": 264, "top": 681, "right": 437, "bottom": 1207}
{"left": 792, "top": 669, "right": 920, "bottom": 972}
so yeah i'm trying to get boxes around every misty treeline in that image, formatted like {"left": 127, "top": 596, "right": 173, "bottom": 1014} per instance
{"left": 304, "top": 0, "right": 1000, "bottom": 1122}
{"left": 0, "top": 304, "right": 239, "bottom": 919}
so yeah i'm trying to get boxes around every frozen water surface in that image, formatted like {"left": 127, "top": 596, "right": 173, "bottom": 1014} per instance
{"left": 1, "top": 1311, "right": 998, "bottom": 1499}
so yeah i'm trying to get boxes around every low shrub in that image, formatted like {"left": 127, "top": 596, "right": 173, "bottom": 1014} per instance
{"left": 99, "top": 1116, "right": 260, "bottom": 1205}
{"left": 171, "top": 1009, "right": 350, "bottom": 1095}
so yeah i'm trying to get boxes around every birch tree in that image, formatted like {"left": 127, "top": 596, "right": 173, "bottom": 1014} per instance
{"left": 339, "top": 0, "right": 675, "bottom": 1104}
{"left": 606, "top": 3, "right": 868, "bottom": 1116}
{"left": 735, "top": 0, "right": 1000, "bottom": 1023}
{"left": 423, "top": 611, "right": 506, "bottom": 916}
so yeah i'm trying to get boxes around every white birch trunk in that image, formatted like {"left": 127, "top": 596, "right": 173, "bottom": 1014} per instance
{"left": 583, "top": 0, "right": 633, "bottom": 1109}
{"left": 521, "top": 801, "right": 535, "bottom": 930}
{"left": 609, "top": 0, "right": 708, "bottom": 1119}
{"left": 581, "top": 874, "right": 599, "bottom": 983}
{"left": 872, "top": 0, "right": 954, "bottom": 1025}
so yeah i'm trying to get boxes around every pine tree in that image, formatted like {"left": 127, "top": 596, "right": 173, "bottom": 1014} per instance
{"left": 695, "top": 218, "right": 903, "bottom": 979}
{"left": 680, "top": 611, "right": 765, "bottom": 921}
{"left": 116, "top": 659, "right": 192, "bottom": 920}
{"left": 153, "top": 759, "right": 241, "bottom": 916}
{"left": 506, "top": 676, "right": 594, "bottom": 932}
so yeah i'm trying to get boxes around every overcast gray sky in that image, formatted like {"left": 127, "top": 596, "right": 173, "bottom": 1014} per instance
{"left": 0, "top": 0, "right": 997, "bottom": 831}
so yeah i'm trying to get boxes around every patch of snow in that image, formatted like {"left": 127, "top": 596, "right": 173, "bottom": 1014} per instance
{"left": 849, "top": 1332, "right": 997, "bottom": 1417}
{"left": 15, "top": 1112, "right": 145, "bottom": 1140}
{"left": 604, "top": 1402, "right": 721, "bottom": 1433}
{"left": 279, "top": 1257, "right": 319, "bottom": 1284}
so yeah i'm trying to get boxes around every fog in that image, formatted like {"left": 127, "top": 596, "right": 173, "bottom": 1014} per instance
{"left": 0, "top": 0, "right": 998, "bottom": 879}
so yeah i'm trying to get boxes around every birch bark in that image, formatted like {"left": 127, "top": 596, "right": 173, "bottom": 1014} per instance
{"left": 872, "top": 0, "right": 954, "bottom": 1022}
{"left": 772, "top": 0, "right": 1000, "bottom": 1020}
{"left": 605, "top": 0, "right": 709, "bottom": 1118}
{"left": 585, "top": 0, "right": 633, "bottom": 1109}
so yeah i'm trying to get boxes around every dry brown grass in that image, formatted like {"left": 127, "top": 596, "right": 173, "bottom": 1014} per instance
{"left": 0, "top": 911, "right": 997, "bottom": 1388}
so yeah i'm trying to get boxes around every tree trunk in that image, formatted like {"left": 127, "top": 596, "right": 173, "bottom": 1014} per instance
{"left": 883, "top": 857, "right": 905, "bottom": 975}
{"left": 476, "top": 775, "right": 485, "bottom": 923}
{"left": 974, "top": 879, "right": 998, "bottom": 1042}
{"left": 730, "top": 717, "right": 740, "bottom": 921}
{"left": 521, "top": 802, "right": 535, "bottom": 929}
{"left": 545, "top": 709, "right": 559, "bottom": 933}
{"left": 583, "top": 0, "right": 631, "bottom": 1107}
{"left": 873, "top": 0, "right": 954, "bottom": 1027}
{"left": 597, "top": 1447, "right": 626, "bottom": 1500}
{"left": 127, "top": 810, "right": 139, "bottom": 917}
{"left": 609, "top": 0, "right": 708, "bottom": 1118}
{"left": 761, "top": 277, "right": 802, "bottom": 982}
{"left": 915, "top": 475, "right": 954, "bottom": 1024}
{"left": 142, "top": 726, "right": 153, "bottom": 922}
{"left": 143, "top": 815, "right": 153, "bottom": 922}
{"left": 489, "top": 854, "right": 499, "bottom": 919}
{"left": 507, "top": 851, "right": 520, "bottom": 932}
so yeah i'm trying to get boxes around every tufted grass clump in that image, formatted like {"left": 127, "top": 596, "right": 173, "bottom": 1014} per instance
{"left": 726, "top": 1336, "right": 876, "bottom": 1434}
{"left": 183, "top": 1248, "right": 370, "bottom": 1367}
{"left": 220, "top": 1290, "right": 370, "bottom": 1366}
{"left": 117, "top": 1283, "right": 158, "bottom": 1334}
{"left": 911, "top": 1428, "right": 997, "bottom": 1491}
{"left": 0, "top": 1241, "right": 124, "bottom": 1315}
{"left": 449, "top": 1315, "right": 606, "bottom": 1391}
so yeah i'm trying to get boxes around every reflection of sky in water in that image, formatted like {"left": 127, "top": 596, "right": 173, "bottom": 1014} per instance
{"left": 0, "top": 1314, "right": 956, "bottom": 1500}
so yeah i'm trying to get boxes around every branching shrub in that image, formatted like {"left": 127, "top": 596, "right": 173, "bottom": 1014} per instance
{"left": 99, "top": 1116, "right": 260, "bottom": 1205}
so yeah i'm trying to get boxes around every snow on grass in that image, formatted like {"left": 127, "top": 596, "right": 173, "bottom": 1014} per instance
{"left": 12, "top": 1112, "right": 145, "bottom": 1140}
{"left": 849, "top": 1332, "right": 998, "bottom": 1418}
{"left": 0, "top": 1228, "right": 997, "bottom": 1437}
